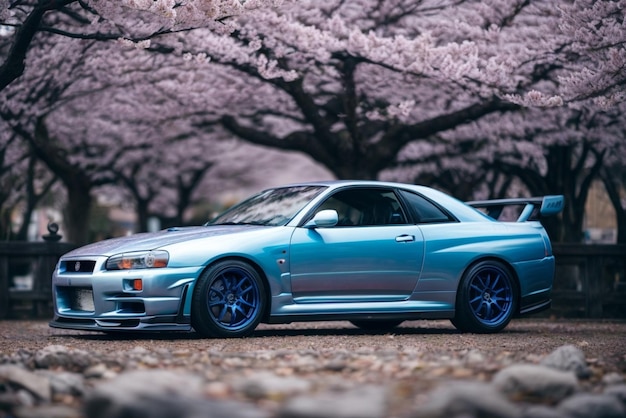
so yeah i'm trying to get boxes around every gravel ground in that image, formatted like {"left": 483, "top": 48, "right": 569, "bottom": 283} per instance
{"left": 1, "top": 318, "right": 625, "bottom": 418}
{"left": 2, "top": 318, "right": 625, "bottom": 371}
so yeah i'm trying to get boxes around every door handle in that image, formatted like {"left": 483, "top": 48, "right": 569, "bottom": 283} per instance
{"left": 395, "top": 234, "right": 415, "bottom": 243}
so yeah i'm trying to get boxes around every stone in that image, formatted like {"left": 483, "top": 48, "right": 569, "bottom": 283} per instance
{"left": 0, "top": 364, "right": 51, "bottom": 401}
{"left": 521, "top": 405, "right": 568, "bottom": 418}
{"left": 34, "top": 345, "right": 92, "bottom": 372}
{"left": 557, "top": 393, "right": 626, "bottom": 418}
{"left": 15, "top": 389, "right": 36, "bottom": 408}
{"left": 0, "top": 389, "right": 37, "bottom": 409}
{"left": 13, "top": 405, "right": 82, "bottom": 418}
{"left": 540, "top": 345, "right": 591, "bottom": 379}
{"left": 37, "top": 370, "right": 85, "bottom": 397}
{"left": 464, "top": 349, "right": 486, "bottom": 365}
{"left": 603, "top": 373, "right": 626, "bottom": 386}
{"left": 83, "top": 369, "right": 267, "bottom": 418}
{"left": 83, "top": 363, "right": 118, "bottom": 380}
{"left": 414, "top": 381, "right": 521, "bottom": 418}
{"left": 233, "top": 371, "right": 314, "bottom": 401}
{"left": 492, "top": 364, "right": 578, "bottom": 403}
{"left": 279, "top": 385, "right": 387, "bottom": 418}
{"left": 0, "top": 392, "right": 25, "bottom": 409}
{"left": 604, "top": 384, "right": 626, "bottom": 405}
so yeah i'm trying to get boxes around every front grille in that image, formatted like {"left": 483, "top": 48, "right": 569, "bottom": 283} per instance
{"left": 61, "top": 260, "right": 96, "bottom": 273}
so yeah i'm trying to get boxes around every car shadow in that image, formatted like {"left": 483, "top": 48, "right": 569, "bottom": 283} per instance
{"left": 252, "top": 326, "right": 461, "bottom": 337}
{"left": 50, "top": 322, "right": 528, "bottom": 341}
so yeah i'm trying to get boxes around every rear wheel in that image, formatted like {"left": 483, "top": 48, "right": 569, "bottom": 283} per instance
{"left": 350, "top": 319, "right": 403, "bottom": 331}
{"left": 192, "top": 260, "right": 266, "bottom": 338}
{"left": 451, "top": 260, "right": 517, "bottom": 333}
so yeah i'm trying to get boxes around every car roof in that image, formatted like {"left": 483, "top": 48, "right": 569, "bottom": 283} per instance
{"left": 273, "top": 180, "right": 490, "bottom": 222}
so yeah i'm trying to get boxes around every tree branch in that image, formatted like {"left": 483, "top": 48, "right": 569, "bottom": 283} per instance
{"left": 220, "top": 115, "right": 341, "bottom": 171}
{"left": 375, "top": 97, "right": 520, "bottom": 167}
{"left": 0, "top": 0, "right": 76, "bottom": 91}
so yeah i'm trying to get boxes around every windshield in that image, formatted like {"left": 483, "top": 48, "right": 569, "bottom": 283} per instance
{"left": 207, "top": 185, "right": 326, "bottom": 227}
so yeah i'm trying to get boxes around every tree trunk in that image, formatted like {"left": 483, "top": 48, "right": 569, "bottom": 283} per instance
{"left": 617, "top": 207, "right": 626, "bottom": 245}
{"left": 15, "top": 156, "right": 37, "bottom": 241}
{"left": 63, "top": 183, "right": 93, "bottom": 245}
{"left": 28, "top": 118, "right": 114, "bottom": 245}
{"left": 601, "top": 168, "right": 626, "bottom": 244}
{"left": 135, "top": 199, "right": 150, "bottom": 233}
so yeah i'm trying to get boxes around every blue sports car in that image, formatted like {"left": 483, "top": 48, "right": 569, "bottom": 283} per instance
{"left": 49, "top": 181, "right": 564, "bottom": 337}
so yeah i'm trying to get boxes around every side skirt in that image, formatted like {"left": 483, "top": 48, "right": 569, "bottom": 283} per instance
{"left": 266, "top": 310, "right": 454, "bottom": 324}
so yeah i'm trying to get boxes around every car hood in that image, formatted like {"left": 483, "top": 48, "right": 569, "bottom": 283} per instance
{"left": 63, "top": 225, "right": 267, "bottom": 258}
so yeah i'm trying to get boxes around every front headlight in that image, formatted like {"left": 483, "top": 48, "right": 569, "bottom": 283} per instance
{"left": 105, "top": 250, "right": 169, "bottom": 270}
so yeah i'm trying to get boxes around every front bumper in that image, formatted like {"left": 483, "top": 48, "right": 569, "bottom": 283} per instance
{"left": 49, "top": 314, "right": 193, "bottom": 332}
{"left": 49, "top": 255, "right": 201, "bottom": 332}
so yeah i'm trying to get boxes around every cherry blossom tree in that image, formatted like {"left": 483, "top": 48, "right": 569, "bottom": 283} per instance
{"left": 452, "top": 108, "right": 611, "bottom": 243}
{"left": 382, "top": 91, "right": 623, "bottom": 243}
{"left": 0, "top": 115, "right": 58, "bottom": 240}
{"left": 1, "top": 26, "right": 326, "bottom": 243}
{"left": 1, "top": 0, "right": 292, "bottom": 243}
{"left": 163, "top": 0, "right": 614, "bottom": 243}
{"left": 551, "top": 0, "right": 626, "bottom": 243}
{"left": 1, "top": 33, "right": 117, "bottom": 243}
{"left": 554, "top": 0, "right": 625, "bottom": 105}
{"left": 3, "top": 0, "right": 625, "bottom": 245}
{"left": 106, "top": 124, "right": 233, "bottom": 233}
{"left": 455, "top": 0, "right": 626, "bottom": 242}
{"left": 150, "top": 0, "right": 570, "bottom": 181}
{"left": 597, "top": 104, "right": 626, "bottom": 243}
{"left": 0, "top": 0, "right": 285, "bottom": 91}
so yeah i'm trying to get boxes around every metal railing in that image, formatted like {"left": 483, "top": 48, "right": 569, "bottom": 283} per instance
{"left": 0, "top": 241, "right": 624, "bottom": 320}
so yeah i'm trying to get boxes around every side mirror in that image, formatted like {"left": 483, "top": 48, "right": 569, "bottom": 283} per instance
{"left": 304, "top": 209, "right": 338, "bottom": 228}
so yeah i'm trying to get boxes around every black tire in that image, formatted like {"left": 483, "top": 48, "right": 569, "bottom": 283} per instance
{"left": 192, "top": 260, "right": 266, "bottom": 338}
{"left": 350, "top": 319, "right": 403, "bottom": 331}
{"left": 451, "top": 260, "right": 518, "bottom": 333}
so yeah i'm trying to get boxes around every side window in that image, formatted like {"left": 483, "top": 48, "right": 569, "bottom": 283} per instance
{"left": 315, "top": 188, "right": 407, "bottom": 226}
{"left": 399, "top": 190, "right": 453, "bottom": 223}
{"left": 316, "top": 195, "right": 360, "bottom": 226}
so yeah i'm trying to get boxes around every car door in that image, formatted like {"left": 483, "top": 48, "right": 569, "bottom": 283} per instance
{"left": 288, "top": 187, "right": 425, "bottom": 303}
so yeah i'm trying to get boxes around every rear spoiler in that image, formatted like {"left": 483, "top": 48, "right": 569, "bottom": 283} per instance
{"left": 465, "top": 195, "right": 564, "bottom": 222}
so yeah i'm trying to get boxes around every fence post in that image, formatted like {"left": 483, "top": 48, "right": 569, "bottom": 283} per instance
{"left": 0, "top": 253, "right": 7, "bottom": 319}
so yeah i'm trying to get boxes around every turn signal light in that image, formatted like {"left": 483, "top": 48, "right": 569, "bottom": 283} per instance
{"left": 123, "top": 278, "right": 143, "bottom": 292}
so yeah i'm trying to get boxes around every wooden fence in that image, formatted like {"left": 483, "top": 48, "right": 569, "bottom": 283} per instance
{"left": 0, "top": 241, "right": 76, "bottom": 319}
{"left": 0, "top": 242, "right": 624, "bottom": 320}
{"left": 550, "top": 244, "right": 626, "bottom": 319}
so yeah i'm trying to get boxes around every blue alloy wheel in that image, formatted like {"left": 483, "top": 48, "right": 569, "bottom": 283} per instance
{"left": 452, "top": 260, "right": 518, "bottom": 333}
{"left": 192, "top": 260, "right": 266, "bottom": 338}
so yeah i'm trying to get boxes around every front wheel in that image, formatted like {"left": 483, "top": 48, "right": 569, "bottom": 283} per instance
{"left": 192, "top": 260, "right": 266, "bottom": 338}
{"left": 451, "top": 260, "right": 517, "bottom": 333}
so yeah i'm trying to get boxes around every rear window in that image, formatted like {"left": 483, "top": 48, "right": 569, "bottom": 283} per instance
{"left": 398, "top": 190, "right": 454, "bottom": 223}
